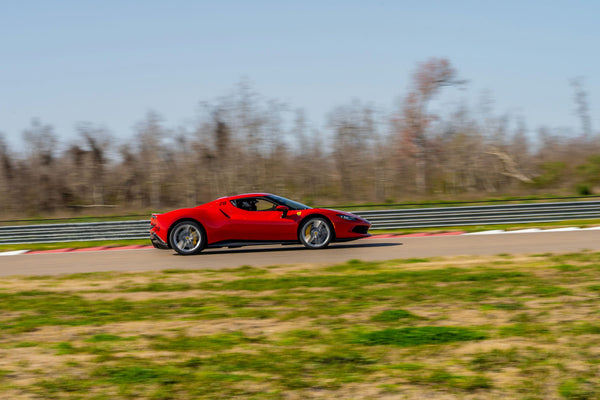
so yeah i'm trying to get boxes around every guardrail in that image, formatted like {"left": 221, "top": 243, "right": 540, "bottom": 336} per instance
{"left": 1, "top": 200, "right": 599, "bottom": 244}
{"left": 357, "top": 200, "right": 600, "bottom": 229}
{"left": 0, "top": 220, "right": 149, "bottom": 245}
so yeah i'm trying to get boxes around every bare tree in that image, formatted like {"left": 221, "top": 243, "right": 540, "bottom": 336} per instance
{"left": 115, "top": 143, "right": 143, "bottom": 206}
{"left": 487, "top": 147, "right": 533, "bottom": 184}
{"left": 3, "top": 70, "right": 600, "bottom": 218}
{"left": 134, "top": 111, "right": 167, "bottom": 209}
{"left": 570, "top": 77, "right": 592, "bottom": 138}
{"left": 21, "top": 119, "right": 60, "bottom": 212}
{"left": 75, "top": 123, "right": 112, "bottom": 205}
{"left": 328, "top": 100, "right": 376, "bottom": 201}
{"left": 0, "top": 133, "right": 13, "bottom": 214}
{"left": 398, "top": 58, "right": 463, "bottom": 193}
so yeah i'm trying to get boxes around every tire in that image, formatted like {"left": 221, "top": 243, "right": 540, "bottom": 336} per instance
{"left": 168, "top": 220, "right": 205, "bottom": 255}
{"left": 299, "top": 217, "right": 333, "bottom": 249}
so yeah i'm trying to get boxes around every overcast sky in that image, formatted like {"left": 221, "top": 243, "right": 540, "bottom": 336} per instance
{"left": 1, "top": 0, "right": 598, "bottom": 149}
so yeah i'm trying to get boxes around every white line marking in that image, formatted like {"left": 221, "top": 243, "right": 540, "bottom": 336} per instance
{"left": 504, "top": 229, "right": 542, "bottom": 234}
{"left": 465, "top": 230, "right": 506, "bottom": 235}
{"left": 463, "top": 226, "right": 600, "bottom": 236}
{"left": 542, "top": 227, "right": 581, "bottom": 232}
{"left": 0, "top": 250, "right": 30, "bottom": 256}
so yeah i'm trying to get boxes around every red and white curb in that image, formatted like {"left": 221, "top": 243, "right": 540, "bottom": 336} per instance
{"left": 0, "top": 245, "right": 153, "bottom": 256}
{"left": 1, "top": 227, "right": 598, "bottom": 256}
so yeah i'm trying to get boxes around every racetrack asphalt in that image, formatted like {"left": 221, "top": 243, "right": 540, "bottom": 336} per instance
{"left": 1, "top": 229, "right": 600, "bottom": 276}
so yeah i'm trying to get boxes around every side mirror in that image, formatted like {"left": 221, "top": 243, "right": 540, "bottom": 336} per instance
{"left": 276, "top": 205, "right": 289, "bottom": 218}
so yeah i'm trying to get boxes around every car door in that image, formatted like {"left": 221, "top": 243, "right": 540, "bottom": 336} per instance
{"left": 226, "top": 197, "right": 297, "bottom": 241}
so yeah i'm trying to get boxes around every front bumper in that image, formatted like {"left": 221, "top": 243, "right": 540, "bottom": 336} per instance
{"left": 334, "top": 221, "right": 371, "bottom": 241}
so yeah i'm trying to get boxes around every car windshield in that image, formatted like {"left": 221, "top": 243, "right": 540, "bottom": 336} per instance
{"left": 267, "top": 195, "right": 311, "bottom": 210}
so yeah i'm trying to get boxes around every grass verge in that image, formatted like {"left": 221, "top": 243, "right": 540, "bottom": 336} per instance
{"left": 0, "top": 253, "right": 599, "bottom": 399}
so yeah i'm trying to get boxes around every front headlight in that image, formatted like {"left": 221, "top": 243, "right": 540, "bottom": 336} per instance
{"left": 337, "top": 214, "right": 358, "bottom": 221}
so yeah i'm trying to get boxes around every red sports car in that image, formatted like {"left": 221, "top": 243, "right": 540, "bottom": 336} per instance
{"left": 150, "top": 193, "right": 371, "bottom": 255}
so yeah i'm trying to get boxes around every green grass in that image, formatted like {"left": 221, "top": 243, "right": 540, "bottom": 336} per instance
{"left": 371, "top": 309, "right": 420, "bottom": 322}
{"left": 86, "top": 334, "right": 131, "bottom": 342}
{"left": 373, "top": 218, "right": 600, "bottom": 235}
{"left": 93, "top": 364, "right": 192, "bottom": 385}
{"left": 480, "top": 301, "right": 524, "bottom": 310}
{"left": 332, "top": 194, "right": 600, "bottom": 210}
{"left": 1, "top": 253, "right": 600, "bottom": 399}
{"left": 470, "top": 348, "right": 523, "bottom": 371}
{"left": 356, "top": 326, "right": 487, "bottom": 346}
{"left": 558, "top": 378, "right": 598, "bottom": 400}
{"left": 417, "top": 369, "right": 493, "bottom": 391}
{"left": 152, "top": 332, "right": 257, "bottom": 352}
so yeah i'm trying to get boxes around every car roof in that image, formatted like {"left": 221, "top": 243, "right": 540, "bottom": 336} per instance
{"left": 217, "top": 193, "right": 274, "bottom": 201}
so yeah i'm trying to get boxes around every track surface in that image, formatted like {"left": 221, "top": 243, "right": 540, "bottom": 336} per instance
{"left": 2, "top": 230, "right": 600, "bottom": 276}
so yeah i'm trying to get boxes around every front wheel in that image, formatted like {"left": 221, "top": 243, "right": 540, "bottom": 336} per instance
{"left": 299, "top": 217, "right": 333, "bottom": 249}
{"left": 169, "top": 221, "right": 205, "bottom": 255}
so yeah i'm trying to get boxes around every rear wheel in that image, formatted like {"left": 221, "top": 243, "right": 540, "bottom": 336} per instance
{"left": 169, "top": 221, "right": 205, "bottom": 255}
{"left": 299, "top": 217, "right": 332, "bottom": 249}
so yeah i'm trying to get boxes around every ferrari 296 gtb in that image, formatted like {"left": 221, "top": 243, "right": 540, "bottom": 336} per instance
{"left": 150, "top": 193, "right": 371, "bottom": 255}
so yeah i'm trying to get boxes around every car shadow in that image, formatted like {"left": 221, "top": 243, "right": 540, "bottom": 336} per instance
{"left": 190, "top": 241, "right": 402, "bottom": 256}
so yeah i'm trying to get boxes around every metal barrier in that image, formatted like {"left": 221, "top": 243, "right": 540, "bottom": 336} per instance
{"left": 356, "top": 201, "right": 600, "bottom": 229}
{"left": 1, "top": 201, "right": 599, "bottom": 244}
{"left": 0, "top": 220, "right": 149, "bottom": 244}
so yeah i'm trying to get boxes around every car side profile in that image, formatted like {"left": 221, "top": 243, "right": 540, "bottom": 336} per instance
{"left": 150, "top": 193, "right": 371, "bottom": 255}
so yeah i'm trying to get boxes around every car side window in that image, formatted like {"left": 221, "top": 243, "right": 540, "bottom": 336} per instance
{"left": 254, "top": 198, "right": 277, "bottom": 211}
{"left": 231, "top": 198, "right": 277, "bottom": 212}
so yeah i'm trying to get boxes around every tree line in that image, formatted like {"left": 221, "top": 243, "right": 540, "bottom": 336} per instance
{"left": 1, "top": 58, "right": 599, "bottom": 217}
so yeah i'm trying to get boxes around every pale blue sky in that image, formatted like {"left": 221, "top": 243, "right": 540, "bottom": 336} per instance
{"left": 1, "top": 0, "right": 598, "bottom": 149}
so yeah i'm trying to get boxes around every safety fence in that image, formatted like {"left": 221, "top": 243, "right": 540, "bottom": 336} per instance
{"left": 1, "top": 201, "right": 599, "bottom": 244}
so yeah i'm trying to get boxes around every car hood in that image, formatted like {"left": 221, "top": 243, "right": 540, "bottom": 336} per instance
{"left": 323, "top": 209, "right": 370, "bottom": 224}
